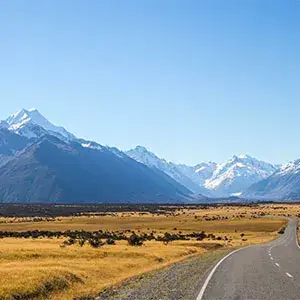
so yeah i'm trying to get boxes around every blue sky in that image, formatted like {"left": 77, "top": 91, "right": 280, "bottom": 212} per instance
{"left": 0, "top": 0, "right": 299, "bottom": 165}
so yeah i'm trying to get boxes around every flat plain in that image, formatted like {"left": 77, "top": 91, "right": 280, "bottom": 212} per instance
{"left": 0, "top": 203, "right": 296, "bottom": 299}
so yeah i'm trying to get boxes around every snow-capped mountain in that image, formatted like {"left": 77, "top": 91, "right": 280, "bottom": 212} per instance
{"left": 243, "top": 159, "right": 300, "bottom": 200}
{"left": 6, "top": 108, "right": 76, "bottom": 141}
{"left": 194, "top": 162, "right": 218, "bottom": 185}
{"left": 5, "top": 109, "right": 105, "bottom": 152}
{"left": 0, "top": 110, "right": 191, "bottom": 203}
{"left": 204, "top": 154, "right": 278, "bottom": 196}
{"left": 126, "top": 146, "right": 216, "bottom": 196}
{"left": 126, "top": 147, "right": 279, "bottom": 197}
{"left": 0, "top": 108, "right": 283, "bottom": 201}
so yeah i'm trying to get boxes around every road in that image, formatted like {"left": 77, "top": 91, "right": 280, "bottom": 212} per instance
{"left": 198, "top": 219, "right": 300, "bottom": 300}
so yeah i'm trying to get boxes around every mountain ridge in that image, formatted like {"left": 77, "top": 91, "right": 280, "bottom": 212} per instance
{"left": 6, "top": 108, "right": 76, "bottom": 141}
{"left": 126, "top": 146, "right": 279, "bottom": 197}
{"left": 1, "top": 108, "right": 295, "bottom": 202}
{"left": 0, "top": 109, "right": 191, "bottom": 203}
{"left": 126, "top": 146, "right": 215, "bottom": 196}
{"left": 243, "top": 159, "right": 300, "bottom": 200}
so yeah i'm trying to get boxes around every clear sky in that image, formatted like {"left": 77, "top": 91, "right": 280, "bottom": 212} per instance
{"left": 0, "top": 0, "right": 299, "bottom": 165}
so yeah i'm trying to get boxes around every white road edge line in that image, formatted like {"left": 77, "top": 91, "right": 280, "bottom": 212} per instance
{"left": 275, "top": 263, "right": 280, "bottom": 267}
{"left": 197, "top": 220, "right": 292, "bottom": 300}
{"left": 286, "top": 272, "right": 293, "bottom": 278}
{"left": 197, "top": 247, "right": 249, "bottom": 300}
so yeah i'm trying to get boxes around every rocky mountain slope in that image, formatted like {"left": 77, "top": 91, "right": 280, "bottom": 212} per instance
{"left": 6, "top": 108, "right": 76, "bottom": 141}
{"left": 126, "top": 146, "right": 215, "bottom": 195}
{"left": 0, "top": 108, "right": 289, "bottom": 202}
{"left": 126, "top": 148, "right": 278, "bottom": 197}
{"left": 204, "top": 154, "right": 277, "bottom": 196}
{"left": 0, "top": 110, "right": 191, "bottom": 203}
{"left": 243, "top": 160, "right": 300, "bottom": 200}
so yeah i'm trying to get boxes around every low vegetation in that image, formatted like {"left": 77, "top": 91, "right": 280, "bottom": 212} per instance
{"left": 0, "top": 203, "right": 296, "bottom": 299}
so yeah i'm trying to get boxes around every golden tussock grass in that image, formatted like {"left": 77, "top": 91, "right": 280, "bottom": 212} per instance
{"left": 0, "top": 203, "right": 293, "bottom": 299}
{"left": 0, "top": 238, "right": 206, "bottom": 299}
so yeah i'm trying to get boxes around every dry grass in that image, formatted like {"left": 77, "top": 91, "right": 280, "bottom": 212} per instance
{"left": 0, "top": 212, "right": 288, "bottom": 234}
{"left": 0, "top": 203, "right": 294, "bottom": 299}
{"left": 0, "top": 238, "right": 207, "bottom": 299}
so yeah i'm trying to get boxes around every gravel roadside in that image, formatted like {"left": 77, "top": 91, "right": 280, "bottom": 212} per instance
{"left": 96, "top": 248, "right": 231, "bottom": 300}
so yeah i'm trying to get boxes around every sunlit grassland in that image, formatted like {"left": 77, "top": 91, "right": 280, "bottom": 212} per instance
{"left": 0, "top": 238, "right": 208, "bottom": 299}
{"left": 0, "top": 204, "right": 293, "bottom": 299}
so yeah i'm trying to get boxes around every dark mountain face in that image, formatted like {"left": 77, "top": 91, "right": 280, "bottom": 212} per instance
{"left": 0, "top": 136, "right": 190, "bottom": 203}
{"left": 0, "top": 128, "right": 29, "bottom": 155}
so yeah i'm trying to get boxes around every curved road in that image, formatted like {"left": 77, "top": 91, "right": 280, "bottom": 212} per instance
{"left": 198, "top": 219, "right": 300, "bottom": 300}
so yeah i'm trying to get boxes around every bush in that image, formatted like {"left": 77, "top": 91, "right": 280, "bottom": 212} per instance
{"left": 194, "top": 231, "right": 206, "bottom": 241}
{"left": 65, "top": 238, "right": 75, "bottom": 246}
{"left": 128, "top": 233, "right": 143, "bottom": 246}
{"left": 88, "top": 238, "right": 104, "bottom": 248}
{"left": 78, "top": 239, "right": 86, "bottom": 247}
{"left": 207, "top": 233, "right": 216, "bottom": 240}
{"left": 106, "top": 238, "right": 115, "bottom": 245}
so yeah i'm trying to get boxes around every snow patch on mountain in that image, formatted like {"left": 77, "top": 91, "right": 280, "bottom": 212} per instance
{"left": 278, "top": 160, "right": 300, "bottom": 175}
{"left": 243, "top": 159, "right": 300, "bottom": 200}
{"left": 194, "top": 162, "right": 218, "bottom": 183}
{"left": 126, "top": 147, "right": 279, "bottom": 197}
{"left": 204, "top": 154, "right": 277, "bottom": 196}
{"left": 126, "top": 146, "right": 216, "bottom": 195}
{"left": 6, "top": 109, "right": 76, "bottom": 141}
{"left": 2, "top": 109, "right": 282, "bottom": 200}
{"left": 79, "top": 139, "right": 105, "bottom": 151}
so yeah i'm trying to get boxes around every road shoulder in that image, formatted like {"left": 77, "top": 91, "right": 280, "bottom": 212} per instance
{"left": 96, "top": 248, "right": 231, "bottom": 300}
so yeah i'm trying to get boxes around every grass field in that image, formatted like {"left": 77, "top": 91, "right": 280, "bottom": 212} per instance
{"left": 0, "top": 203, "right": 294, "bottom": 299}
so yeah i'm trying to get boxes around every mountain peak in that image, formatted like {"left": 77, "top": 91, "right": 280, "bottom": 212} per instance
{"left": 126, "top": 146, "right": 162, "bottom": 163}
{"left": 128, "top": 146, "right": 162, "bottom": 160}
{"left": 134, "top": 145, "right": 149, "bottom": 152}
{"left": 7, "top": 108, "right": 45, "bottom": 127}
{"left": 231, "top": 154, "right": 252, "bottom": 161}
{"left": 204, "top": 154, "right": 278, "bottom": 196}
{"left": 236, "top": 154, "right": 251, "bottom": 159}
{"left": 5, "top": 108, "right": 76, "bottom": 141}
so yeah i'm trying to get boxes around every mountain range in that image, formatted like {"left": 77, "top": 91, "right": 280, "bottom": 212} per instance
{"left": 0, "top": 109, "right": 190, "bottom": 203}
{"left": 243, "top": 161, "right": 300, "bottom": 200}
{"left": 126, "top": 147, "right": 279, "bottom": 198}
{"left": 0, "top": 108, "right": 299, "bottom": 203}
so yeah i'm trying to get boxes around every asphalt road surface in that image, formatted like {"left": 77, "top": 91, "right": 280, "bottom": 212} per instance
{"left": 198, "top": 219, "right": 300, "bottom": 300}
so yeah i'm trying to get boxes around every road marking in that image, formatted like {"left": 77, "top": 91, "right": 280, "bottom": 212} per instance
{"left": 269, "top": 226, "right": 292, "bottom": 255}
{"left": 269, "top": 253, "right": 271, "bottom": 256}
{"left": 286, "top": 272, "right": 293, "bottom": 278}
{"left": 197, "top": 247, "right": 250, "bottom": 300}
{"left": 270, "top": 257, "right": 273, "bottom": 260}
{"left": 197, "top": 219, "right": 293, "bottom": 300}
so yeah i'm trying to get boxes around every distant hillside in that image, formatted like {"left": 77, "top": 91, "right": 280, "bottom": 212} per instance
{"left": 243, "top": 160, "right": 300, "bottom": 200}
{"left": 126, "top": 147, "right": 278, "bottom": 197}
{"left": 0, "top": 109, "right": 191, "bottom": 203}
{"left": 0, "top": 108, "right": 289, "bottom": 204}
